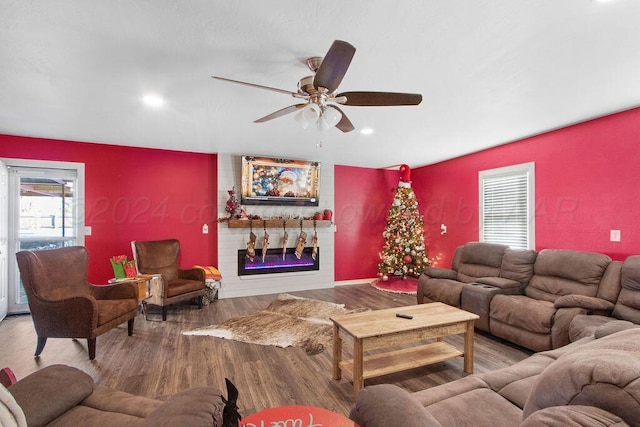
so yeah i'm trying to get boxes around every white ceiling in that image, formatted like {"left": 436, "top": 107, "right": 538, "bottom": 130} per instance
{"left": 2, "top": 0, "right": 640, "bottom": 168}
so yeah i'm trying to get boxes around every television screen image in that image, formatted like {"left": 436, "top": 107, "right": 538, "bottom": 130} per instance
{"left": 241, "top": 156, "right": 321, "bottom": 206}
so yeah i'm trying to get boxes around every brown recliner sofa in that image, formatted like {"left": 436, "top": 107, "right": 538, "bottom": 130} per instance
{"left": 1, "top": 364, "right": 224, "bottom": 426}
{"left": 418, "top": 243, "right": 630, "bottom": 352}
{"left": 569, "top": 254, "right": 640, "bottom": 341}
{"left": 489, "top": 249, "right": 622, "bottom": 351}
{"left": 418, "top": 242, "right": 537, "bottom": 332}
{"left": 350, "top": 327, "right": 640, "bottom": 427}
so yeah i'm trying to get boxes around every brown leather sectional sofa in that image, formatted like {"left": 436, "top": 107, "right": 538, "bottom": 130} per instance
{"left": 417, "top": 242, "right": 637, "bottom": 351}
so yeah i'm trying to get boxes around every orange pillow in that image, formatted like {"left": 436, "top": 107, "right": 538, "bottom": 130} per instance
{"left": 193, "top": 265, "right": 222, "bottom": 280}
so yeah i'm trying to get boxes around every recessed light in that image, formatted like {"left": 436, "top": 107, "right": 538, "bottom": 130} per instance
{"left": 360, "top": 128, "right": 374, "bottom": 135}
{"left": 142, "top": 94, "right": 165, "bottom": 108}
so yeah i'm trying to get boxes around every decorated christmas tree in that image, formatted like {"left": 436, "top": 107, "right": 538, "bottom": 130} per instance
{"left": 377, "top": 165, "right": 429, "bottom": 279}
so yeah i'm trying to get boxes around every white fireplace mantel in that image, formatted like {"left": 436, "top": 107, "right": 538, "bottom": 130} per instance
{"left": 216, "top": 153, "right": 335, "bottom": 298}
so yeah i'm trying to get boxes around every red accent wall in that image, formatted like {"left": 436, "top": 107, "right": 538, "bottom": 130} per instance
{"left": 1, "top": 134, "right": 217, "bottom": 283}
{"left": 412, "top": 107, "right": 640, "bottom": 268}
{"left": 333, "top": 165, "right": 399, "bottom": 281}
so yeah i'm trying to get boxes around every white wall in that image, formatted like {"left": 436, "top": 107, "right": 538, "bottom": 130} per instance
{"left": 217, "top": 154, "right": 335, "bottom": 298}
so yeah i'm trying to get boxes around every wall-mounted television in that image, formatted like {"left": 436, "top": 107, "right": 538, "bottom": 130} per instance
{"left": 241, "top": 156, "right": 320, "bottom": 206}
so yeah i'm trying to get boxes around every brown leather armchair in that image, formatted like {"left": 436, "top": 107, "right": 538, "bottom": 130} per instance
{"left": 15, "top": 246, "right": 139, "bottom": 360}
{"left": 131, "top": 239, "right": 206, "bottom": 321}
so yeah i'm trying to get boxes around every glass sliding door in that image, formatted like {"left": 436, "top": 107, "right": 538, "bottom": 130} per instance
{"left": 6, "top": 161, "right": 85, "bottom": 314}
{"left": 0, "top": 161, "right": 7, "bottom": 321}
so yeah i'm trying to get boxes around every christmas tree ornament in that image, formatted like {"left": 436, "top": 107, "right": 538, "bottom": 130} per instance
{"left": 382, "top": 274, "right": 389, "bottom": 281}
{"left": 403, "top": 255, "right": 412, "bottom": 264}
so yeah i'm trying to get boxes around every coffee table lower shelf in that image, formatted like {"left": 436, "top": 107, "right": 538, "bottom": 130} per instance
{"left": 339, "top": 341, "right": 463, "bottom": 380}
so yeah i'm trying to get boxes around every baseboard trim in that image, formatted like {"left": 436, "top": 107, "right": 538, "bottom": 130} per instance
{"left": 334, "top": 278, "right": 377, "bottom": 286}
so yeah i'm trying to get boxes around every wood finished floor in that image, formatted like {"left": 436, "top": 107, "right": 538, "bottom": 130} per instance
{"left": 0, "top": 283, "right": 532, "bottom": 418}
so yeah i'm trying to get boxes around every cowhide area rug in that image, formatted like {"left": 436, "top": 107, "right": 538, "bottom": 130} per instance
{"left": 183, "top": 293, "right": 368, "bottom": 355}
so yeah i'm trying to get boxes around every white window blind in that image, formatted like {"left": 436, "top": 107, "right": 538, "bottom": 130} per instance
{"left": 479, "top": 163, "right": 534, "bottom": 250}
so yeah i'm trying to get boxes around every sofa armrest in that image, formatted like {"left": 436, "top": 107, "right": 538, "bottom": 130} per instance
{"left": 178, "top": 268, "right": 205, "bottom": 283}
{"left": 143, "top": 387, "right": 224, "bottom": 427}
{"left": 349, "top": 384, "right": 442, "bottom": 427}
{"left": 8, "top": 365, "right": 94, "bottom": 427}
{"left": 423, "top": 267, "right": 457, "bottom": 280}
{"left": 554, "top": 295, "right": 615, "bottom": 312}
{"left": 89, "top": 281, "right": 138, "bottom": 300}
{"left": 474, "top": 277, "right": 521, "bottom": 290}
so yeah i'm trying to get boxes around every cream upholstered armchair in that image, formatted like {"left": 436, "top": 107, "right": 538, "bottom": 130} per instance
{"left": 15, "top": 246, "right": 139, "bottom": 360}
{"left": 131, "top": 239, "right": 206, "bottom": 321}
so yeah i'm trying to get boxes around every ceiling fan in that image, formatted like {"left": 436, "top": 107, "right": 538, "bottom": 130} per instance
{"left": 212, "top": 40, "right": 422, "bottom": 133}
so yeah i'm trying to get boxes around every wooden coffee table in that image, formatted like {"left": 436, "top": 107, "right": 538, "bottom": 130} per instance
{"left": 331, "top": 302, "right": 479, "bottom": 396}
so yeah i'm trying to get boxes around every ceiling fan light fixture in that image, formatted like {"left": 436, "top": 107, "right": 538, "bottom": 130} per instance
{"left": 294, "top": 103, "right": 320, "bottom": 129}
{"left": 322, "top": 106, "right": 342, "bottom": 128}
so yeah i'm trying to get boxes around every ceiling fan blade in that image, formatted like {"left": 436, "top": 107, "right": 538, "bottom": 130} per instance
{"left": 337, "top": 91, "right": 423, "bottom": 106}
{"left": 328, "top": 106, "right": 355, "bottom": 133}
{"left": 313, "top": 40, "right": 356, "bottom": 93}
{"left": 212, "top": 76, "right": 297, "bottom": 96}
{"left": 254, "top": 104, "right": 307, "bottom": 123}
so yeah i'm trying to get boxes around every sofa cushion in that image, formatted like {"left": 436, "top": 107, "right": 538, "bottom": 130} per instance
{"left": 526, "top": 250, "right": 611, "bottom": 301}
{"left": 523, "top": 329, "right": 640, "bottom": 426}
{"left": 421, "top": 279, "right": 466, "bottom": 307}
{"left": 521, "top": 405, "right": 629, "bottom": 427}
{"left": 499, "top": 248, "right": 537, "bottom": 285}
{"left": 491, "top": 295, "right": 555, "bottom": 334}
{"left": 568, "top": 314, "right": 612, "bottom": 341}
{"left": 569, "top": 315, "right": 638, "bottom": 342}
{"left": 349, "top": 384, "right": 441, "bottom": 427}
{"left": 456, "top": 242, "right": 507, "bottom": 283}
{"left": 612, "top": 256, "right": 640, "bottom": 324}
{"left": 166, "top": 278, "right": 204, "bottom": 298}
{"left": 597, "top": 260, "right": 624, "bottom": 305}
{"left": 8, "top": 365, "right": 94, "bottom": 427}
{"left": 425, "top": 388, "right": 523, "bottom": 427}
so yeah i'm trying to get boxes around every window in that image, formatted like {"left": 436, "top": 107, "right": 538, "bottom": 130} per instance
{"left": 479, "top": 162, "right": 534, "bottom": 250}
